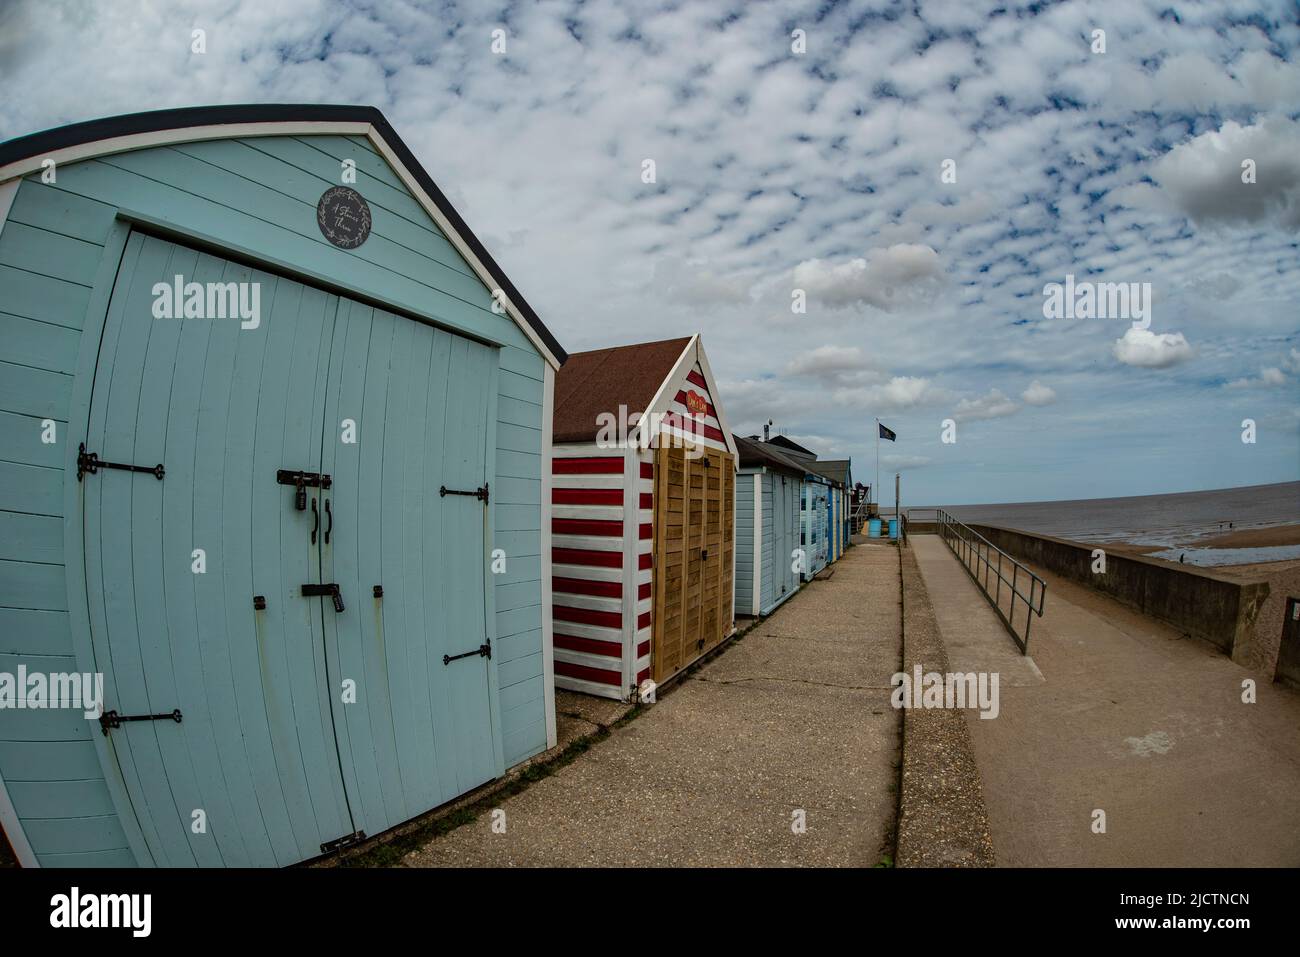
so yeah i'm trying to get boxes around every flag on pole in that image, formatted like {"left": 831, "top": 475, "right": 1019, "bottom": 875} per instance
{"left": 879, "top": 422, "right": 896, "bottom": 442}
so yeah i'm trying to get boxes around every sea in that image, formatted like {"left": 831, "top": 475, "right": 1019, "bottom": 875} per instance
{"left": 901, "top": 481, "right": 1300, "bottom": 567}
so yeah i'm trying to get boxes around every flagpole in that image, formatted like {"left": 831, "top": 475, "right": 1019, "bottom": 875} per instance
{"left": 875, "top": 417, "right": 879, "bottom": 511}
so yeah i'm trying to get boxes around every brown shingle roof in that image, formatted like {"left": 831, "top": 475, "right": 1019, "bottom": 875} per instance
{"left": 553, "top": 337, "right": 693, "bottom": 444}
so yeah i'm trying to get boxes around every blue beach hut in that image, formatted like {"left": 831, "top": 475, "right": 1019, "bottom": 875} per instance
{"left": 0, "top": 106, "right": 566, "bottom": 867}
{"left": 808, "top": 460, "right": 853, "bottom": 562}
{"left": 733, "top": 434, "right": 805, "bottom": 617}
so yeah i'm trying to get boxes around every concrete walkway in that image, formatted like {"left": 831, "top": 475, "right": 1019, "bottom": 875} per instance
{"left": 406, "top": 543, "right": 902, "bottom": 867}
{"left": 911, "top": 534, "right": 1300, "bottom": 866}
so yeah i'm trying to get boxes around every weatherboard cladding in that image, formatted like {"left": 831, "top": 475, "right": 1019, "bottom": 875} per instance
{"left": 0, "top": 107, "right": 555, "bottom": 866}
{"left": 734, "top": 435, "right": 804, "bottom": 616}
{"left": 550, "top": 337, "right": 734, "bottom": 700}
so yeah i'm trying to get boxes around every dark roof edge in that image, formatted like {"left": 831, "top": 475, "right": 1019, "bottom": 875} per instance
{"left": 0, "top": 104, "right": 567, "bottom": 364}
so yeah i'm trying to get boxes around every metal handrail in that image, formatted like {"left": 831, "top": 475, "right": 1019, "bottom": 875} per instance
{"left": 936, "top": 509, "right": 1046, "bottom": 654}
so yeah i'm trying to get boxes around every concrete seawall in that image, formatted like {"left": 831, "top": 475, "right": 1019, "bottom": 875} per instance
{"left": 964, "top": 524, "right": 1270, "bottom": 660}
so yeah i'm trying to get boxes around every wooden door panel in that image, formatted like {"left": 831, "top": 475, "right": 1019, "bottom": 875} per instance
{"left": 652, "top": 444, "right": 735, "bottom": 684}
{"left": 84, "top": 232, "right": 351, "bottom": 867}
{"left": 320, "top": 301, "right": 499, "bottom": 838}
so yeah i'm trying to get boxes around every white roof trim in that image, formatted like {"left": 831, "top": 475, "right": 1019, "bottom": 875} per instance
{"left": 692, "top": 334, "right": 739, "bottom": 460}
{"left": 364, "top": 128, "right": 560, "bottom": 369}
{"left": 0, "top": 119, "right": 561, "bottom": 369}
{"left": 634, "top": 333, "right": 739, "bottom": 462}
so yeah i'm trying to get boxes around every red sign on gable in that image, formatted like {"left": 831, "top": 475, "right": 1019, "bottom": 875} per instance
{"left": 685, "top": 390, "right": 708, "bottom": 417}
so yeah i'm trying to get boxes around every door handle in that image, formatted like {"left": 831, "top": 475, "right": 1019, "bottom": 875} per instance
{"left": 311, "top": 497, "right": 319, "bottom": 545}
{"left": 324, "top": 498, "right": 333, "bottom": 544}
{"left": 444, "top": 641, "right": 491, "bottom": 665}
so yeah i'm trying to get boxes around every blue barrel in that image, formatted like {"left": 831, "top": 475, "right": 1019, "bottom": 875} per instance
{"left": 888, "top": 519, "right": 898, "bottom": 539}
{"left": 868, "top": 518, "right": 882, "bottom": 537}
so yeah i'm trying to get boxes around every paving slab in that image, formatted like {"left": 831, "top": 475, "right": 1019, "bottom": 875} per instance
{"left": 405, "top": 544, "right": 902, "bottom": 867}
{"left": 910, "top": 534, "right": 1300, "bottom": 866}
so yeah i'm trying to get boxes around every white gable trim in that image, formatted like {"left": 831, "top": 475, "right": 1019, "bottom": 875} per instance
{"left": 0, "top": 120, "right": 560, "bottom": 369}
{"left": 364, "top": 130, "right": 560, "bottom": 369}
{"left": 635, "top": 334, "right": 739, "bottom": 462}
{"left": 692, "top": 335, "right": 739, "bottom": 460}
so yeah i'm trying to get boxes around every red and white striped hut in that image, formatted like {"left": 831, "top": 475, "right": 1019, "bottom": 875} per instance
{"left": 549, "top": 335, "right": 738, "bottom": 700}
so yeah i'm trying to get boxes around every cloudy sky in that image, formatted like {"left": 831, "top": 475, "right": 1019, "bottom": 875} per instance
{"left": 2, "top": 0, "right": 1297, "bottom": 505}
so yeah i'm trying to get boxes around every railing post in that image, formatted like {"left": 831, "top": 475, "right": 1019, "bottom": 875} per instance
{"left": 1010, "top": 562, "right": 1019, "bottom": 635}
{"left": 995, "top": 551, "right": 1002, "bottom": 610}
{"left": 1024, "top": 579, "right": 1034, "bottom": 651}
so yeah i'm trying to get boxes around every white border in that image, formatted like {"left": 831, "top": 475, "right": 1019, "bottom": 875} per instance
{"left": 541, "top": 363, "right": 557, "bottom": 748}
{"left": 0, "top": 119, "right": 562, "bottom": 370}
{"left": 751, "top": 472, "right": 762, "bottom": 617}
{"left": 0, "top": 176, "right": 38, "bottom": 867}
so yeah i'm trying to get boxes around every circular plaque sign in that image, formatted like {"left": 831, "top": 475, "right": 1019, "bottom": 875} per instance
{"left": 316, "top": 186, "right": 372, "bottom": 249}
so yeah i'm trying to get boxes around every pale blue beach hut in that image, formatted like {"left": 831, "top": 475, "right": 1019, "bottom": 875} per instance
{"left": 733, "top": 434, "right": 805, "bottom": 617}
{"left": 0, "top": 106, "right": 565, "bottom": 867}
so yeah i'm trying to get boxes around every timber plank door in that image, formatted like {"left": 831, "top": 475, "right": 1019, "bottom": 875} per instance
{"left": 83, "top": 232, "right": 352, "bottom": 866}
{"left": 651, "top": 444, "right": 734, "bottom": 684}
{"left": 319, "top": 299, "right": 501, "bottom": 840}
{"left": 773, "top": 474, "right": 789, "bottom": 603}
{"left": 83, "top": 232, "right": 502, "bottom": 865}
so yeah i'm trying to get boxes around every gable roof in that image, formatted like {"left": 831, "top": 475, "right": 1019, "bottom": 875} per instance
{"left": 807, "top": 459, "right": 851, "bottom": 487}
{"left": 0, "top": 104, "right": 566, "bottom": 367}
{"left": 553, "top": 334, "right": 738, "bottom": 458}
{"left": 767, "top": 435, "right": 817, "bottom": 459}
{"left": 554, "top": 336, "right": 692, "bottom": 443}
{"left": 734, "top": 435, "right": 807, "bottom": 477}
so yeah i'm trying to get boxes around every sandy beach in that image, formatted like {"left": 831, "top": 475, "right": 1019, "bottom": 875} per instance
{"left": 1191, "top": 524, "right": 1300, "bottom": 549}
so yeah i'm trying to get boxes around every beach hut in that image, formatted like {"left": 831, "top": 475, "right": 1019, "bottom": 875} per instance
{"left": 801, "top": 476, "right": 833, "bottom": 578}
{"left": 809, "top": 460, "right": 853, "bottom": 561}
{"left": 550, "top": 335, "right": 737, "bottom": 700}
{"left": 733, "top": 435, "right": 806, "bottom": 617}
{"left": 0, "top": 106, "right": 566, "bottom": 867}
{"left": 767, "top": 435, "right": 834, "bottom": 579}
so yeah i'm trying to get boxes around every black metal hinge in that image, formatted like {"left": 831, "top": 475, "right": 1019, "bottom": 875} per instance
{"left": 99, "top": 708, "right": 182, "bottom": 736}
{"left": 440, "top": 483, "right": 489, "bottom": 504}
{"left": 277, "top": 469, "right": 331, "bottom": 510}
{"left": 77, "top": 444, "right": 164, "bottom": 481}
{"left": 302, "top": 583, "right": 345, "bottom": 612}
{"left": 444, "top": 641, "right": 491, "bottom": 666}
{"left": 320, "top": 830, "right": 367, "bottom": 854}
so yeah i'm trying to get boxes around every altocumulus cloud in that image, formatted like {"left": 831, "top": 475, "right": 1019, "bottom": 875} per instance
{"left": 2, "top": 0, "right": 1296, "bottom": 503}
{"left": 792, "top": 244, "right": 943, "bottom": 311}
{"left": 953, "top": 389, "right": 1019, "bottom": 422}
